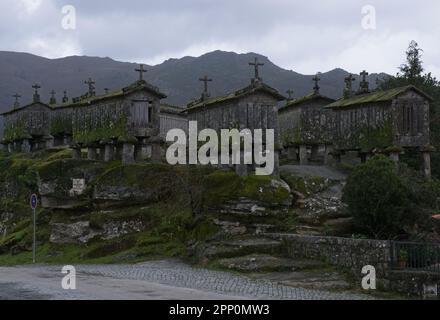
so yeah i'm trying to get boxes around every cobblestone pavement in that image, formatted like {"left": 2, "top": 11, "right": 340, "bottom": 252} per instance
{"left": 0, "top": 260, "right": 375, "bottom": 300}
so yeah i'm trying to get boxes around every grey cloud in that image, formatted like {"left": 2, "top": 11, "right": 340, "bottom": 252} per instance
{"left": 0, "top": 0, "right": 439, "bottom": 77}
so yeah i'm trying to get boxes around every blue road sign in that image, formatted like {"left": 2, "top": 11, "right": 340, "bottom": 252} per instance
{"left": 30, "top": 194, "right": 38, "bottom": 210}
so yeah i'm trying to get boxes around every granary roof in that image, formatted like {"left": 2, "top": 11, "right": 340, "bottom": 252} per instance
{"left": 185, "top": 81, "right": 286, "bottom": 111}
{"left": 56, "top": 80, "right": 167, "bottom": 109}
{"left": 1, "top": 101, "right": 52, "bottom": 116}
{"left": 326, "top": 85, "right": 433, "bottom": 109}
{"left": 160, "top": 103, "right": 184, "bottom": 115}
{"left": 279, "top": 92, "right": 335, "bottom": 112}
{"left": 1, "top": 80, "right": 167, "bottom": 116}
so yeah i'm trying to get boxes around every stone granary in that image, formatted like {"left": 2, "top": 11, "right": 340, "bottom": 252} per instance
{"left": 278, "top": 74, "right": 335, "bottom": 165}
{"left": 326, "top": 84, "right": 433, "bottom": 176}
{"left": 184, "top": 58, "right": 285, "bottom": 176}
{"left": 279, "top": 70, "right": 433, "bottom": 177}
{"left": 0, "top": 66, "right": 179, "bottom": 164}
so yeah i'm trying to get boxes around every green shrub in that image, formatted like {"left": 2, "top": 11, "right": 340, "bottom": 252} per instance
{"left": 343, "top": 155, "right": 435, "bottom": 239}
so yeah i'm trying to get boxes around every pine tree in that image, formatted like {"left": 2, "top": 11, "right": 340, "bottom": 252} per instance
{"left": 398, "top": 40, "right": 424, "bottom": 81}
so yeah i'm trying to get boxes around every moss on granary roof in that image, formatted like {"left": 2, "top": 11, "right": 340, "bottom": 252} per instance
{"left": 160, "top": 103, "right": 185, "bottom": 114}
{"left": 326, "top": 85, "right": 433, "bottom": 108}
{"left": 279, "top": 93, "right": 335, "bottom": 112}
{"left": 1, "top": 102, "right": 52, "bottom": 116}
{"left": 2, "top": 80, "right": 168, "bottom": 116}
{"left": 185, "top": 81, "right": 286, "bottom": 111}
{"left": 56, "top": 80, "right": 167, "bottom": 109}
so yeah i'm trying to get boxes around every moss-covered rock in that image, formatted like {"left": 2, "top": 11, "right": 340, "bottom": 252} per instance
{"left": 281, "top": 173, "right": 333, "bottom": 196}
{"left": 203, "top": 171, "right": 292, "bottom": 208}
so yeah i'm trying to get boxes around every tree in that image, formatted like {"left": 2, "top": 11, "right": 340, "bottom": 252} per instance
{"left": 399, "top": 40, "right": 424, "bottom": 81}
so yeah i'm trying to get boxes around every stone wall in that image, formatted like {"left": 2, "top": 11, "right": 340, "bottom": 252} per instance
{"left": 270, "top": 233, "right": 391, "bottom": 277}
{"left": 270, "top": 233, "right": 440, "bottom": 297}
{"left": 387, "top": 270, "right": 440, "bottom": 298}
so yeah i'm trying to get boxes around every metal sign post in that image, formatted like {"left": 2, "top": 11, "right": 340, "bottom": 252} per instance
{"left": 30, "top": 194, "right": 38, "bottom": 264}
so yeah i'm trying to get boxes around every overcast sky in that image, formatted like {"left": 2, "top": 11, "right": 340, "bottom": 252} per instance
{"left": 1, "top": 0, "right": 439, "bottom": 77}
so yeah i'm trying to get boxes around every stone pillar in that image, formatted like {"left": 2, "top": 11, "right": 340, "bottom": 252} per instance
{"left": 311, "top": 145, "right": 319, "bottom": 160}
{"left": 63, "top": 134, "right": 72, "bottom": 146}
{"left": 44, "top": 135, "right": 55, "bottom": 149}
{"left": 87, "top": 146, "right": 97, "bottom": 160}
{"left": 122, "top": 143, "right": 135, "bottom": 164}
{"left": 72, "top": 147, "right": 82, "bottom": 160}
{"left": 235, "top": 152, "right": 248, "bottom": 177}
{"left": 98, "top": 146, "right": 106, "bottom": 161}
{"left": 324, "top": 145, "right": 334, "bottom": 166}
{"left": 104, "top": 144, "right": 114, "bottom": 162}
{"left": 8, "top": 143, "right": 13, "bottom": 153}
{"left": 389, "top": 151, "right": 400, "bottom": 163}
{"left": 21, "top": 139, "right": 31, "bottom": 153}
{"left": 134, "top": 144, "right": 144, "bottom": 162}
{"left": 272, "top": 150, "right": 280, "bottom": 177}
{"left": 150, "top": 137, "right": 164, "bottom": 163}
{"left": 115, "top": 145, "right": 123, "bottom": 160}
{"left": 299, "top": 145, "right": 308, "bottom": 165}
{"left": 145, "top": 144, "right": 152, "bottom": 159}
{"left": 422, "top": 151, "right": 431, "bottom": 178}
{"left": 287, "top": 146, "right": 296, "bottom": 161}
{"left": 44, "top": 135, "right": 54, "bottom": 149}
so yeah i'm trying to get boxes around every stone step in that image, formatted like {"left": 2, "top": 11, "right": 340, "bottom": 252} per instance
{"left": 251, "top": 271, "right": 351, "bottom": 291}
{"left": 197, "top": 238, "right": 284, "bottom": 261}
{"left": 217, "top": 254, "right": 327, "bottom": 273}
{"left": 295, "top": 225, "right": 323, "bottom": 236}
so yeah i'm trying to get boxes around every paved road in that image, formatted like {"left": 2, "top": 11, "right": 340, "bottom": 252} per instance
{"left": 0, "top": 260, "right": 374, "bottom": 300}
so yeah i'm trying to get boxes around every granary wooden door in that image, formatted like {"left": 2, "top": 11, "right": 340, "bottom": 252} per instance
{"left": 130, "top": 100, "right": 152, "bottom": 128}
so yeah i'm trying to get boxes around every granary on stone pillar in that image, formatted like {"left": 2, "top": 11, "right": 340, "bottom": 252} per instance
{"left": 0, "top": 84, "right": 52, "bottom": 152}
{"left": 325, "top": 84, "right": 433, "bottom": 175}
{"left": 52, "top": 65, "right": 167, "bottom": 163}
{"left": 278, "top": 73, "right": 335, "bottom": 164}
{"left": 184, "top": 57, "right": 285, "bottom": 175}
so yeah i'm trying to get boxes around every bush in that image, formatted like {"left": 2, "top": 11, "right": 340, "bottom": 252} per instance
{"left": 343, "top": 155, "right": 437, "bottom": 239}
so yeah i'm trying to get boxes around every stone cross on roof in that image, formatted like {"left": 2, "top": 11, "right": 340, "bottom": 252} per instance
{"left": 13, "top": 93, "right": 21, "bottom": 108}
{"left": 249, "top": 57, "right": 264, "bottom": 81}
{"left": 199, "top": 76, "right": 212, "bottom": 96}
{"left": 32, "top": 83, "right": 41, "bottom": 102}
{"left": 286, "top": 89, "right": 294, "bottom": 100}
{"left": 359, "top": 70, "right": 370, "bottom": 94}
{"left": 135, "top": 64, "right": 147, "bottom": 81}
{"left": 62, "top": 90, "right": 69, "bottom": 103}
{"left": 32, "top": 83, "right": 41, "bottom": 94}
{"left": 312, "top": 74, "right": 321, "bottom": 95}
{"left": 344, "top": 74, "right": 356, "bottom": 98}
{"left": 84, "top": 78, "right": 96, "bottom": 97}
{"left": 50, "top": 90, "right": 57, "bottom": 105}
